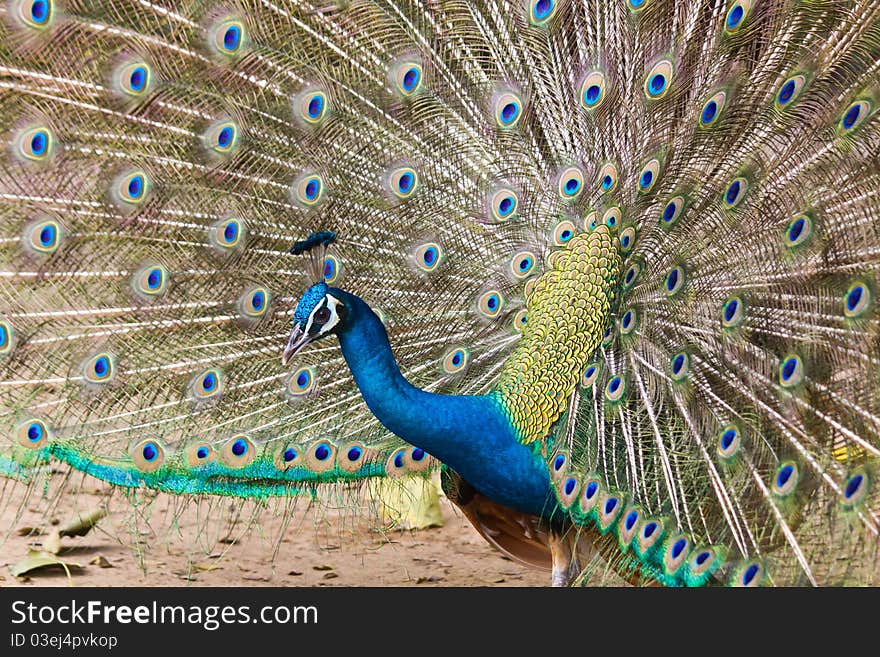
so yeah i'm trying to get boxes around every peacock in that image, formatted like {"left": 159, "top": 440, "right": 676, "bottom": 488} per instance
{"left": 1, "top": 0, "right": 879, "bottom": 588}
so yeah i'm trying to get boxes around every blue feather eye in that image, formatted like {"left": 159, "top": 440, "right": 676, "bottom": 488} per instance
{"left": 443, "top": 348, "right": 469, "bottom": 374}
{"left": 221, "top": 434, "right": 255, "bottom": 467}
{"left": 628, "top": 0, "right": 649, "bottom": 10}
{"left": 132, "top": 439, "right": 165, "bottom": 473}
{"left": 581, "top": 361, "right": 602, "bottom": 388}
{"left": 664, "top": 266, "right": 684, "bottom": 296}
{"left": 489, "top": 187, "right": 519, "bottom": 221}
{"left": 113, "top": 59, "right": 153, "bottom": 98}
{"left": 724, "top": 1, "right": 752, "bottom": 33}
{"left": 13, "top": 125, "right": 54, "bottom": 163}
{"left": 494, "top": 92, "right": 523, "bottom": 128}
{"left": 113, "top": 169, "right": 150, "bottom": 208}
{"left": 772, "top": 461, "right": 799, "bottom": 496}
{"left": 840, "top": 469, "right": 869, "bottom": 507}
{"left": 670, "top": 351, "right": 689, "bottom": 381}
{"left": 552, "top": 220, "right": 577, "bottom": 246}
{"left": 605, "top": 375, "right": 626, "bottom": 402}
{"left": 203, "top": 119, "right": 239, "bottom": 156}
{"left": 644, "top": 60, "right": 673, "bottom": 99}
{"left": 580, "top": 71, "right": 607, "bottom": 110}
{"left": 322, "top": 255, "right": 340, "bottom": 284}
{"left": 14, "top": 0, "right": 54, "bottom": 29}
{"left": 210, "top": 217, "right": 246, "bottom": 251}
{"left": 304, "top": 439, "right": 336, "bottom": 472}
{"left": 578, "top": 477, "right": 602, "bottom": 515}
{"left": 638, "top": 159, "right": 661, "bottom": 193}
{"left": 477, "top": 290, "right": 504, "bottom": 318}
{"left": 285, "top": 367, "right": 316, "bottom": 401}
{"left": 661, "top": 196, "right": 684, "bottom": 227}
{"left": 391, "top": 58, "right": 424, "bottom": 96}
{"left": 292, "top": 172, "right": 326, "bottom": 207}
{"left": 189, "top": 368, "right": 224, "bottom": 401}
{"left": 83, "top": 352, "right": 116, "bottom": 384}
{"left": 558, "top": 166, "right": 584, "bottom": 199}
{"left": 619, "top": 308, "right": 637, "bottom": 335}
{"left": 17, "top": 418, "right": 49, "bottom": 449}
{"left": 528, "top": 0, "right": 557, "bottom": 25}
{"left": 721, "top": 296, "right": 744, "bottom": 328}
{"left": 596, "top": 162, "right": 618, "bottom": 193}
{"left": 843, "top": 281, "right": 871, "bottom": 318}
{"left": 838, "top": 100, "right": 871, "bottom": 134}
{"left": 717, "top": 423, "right": 741, "bottom": 459}
{"left": 618, "top": 507, "right": 641, "bottom": 546}
{"left": 337, "top": 441, "right": 367, "bottom": 473}
{"left": 700, "top": 91, "right": 727, "bottom": 127}
{"left": 509, "top": 250, "right": 536, "bottom": 279}
{"left": 211, "top": 19, "right": 245, "bottom": 55}
{"left": 618, "top": 226, "right": 635, "bottom": 253}
{"left": 23, "top": 218, "right": 62, "bottom": 256}
{"left": 663, "top": 535, "right": 691, "bottom": 575}
{"left": 387, "top": 166, "right": 419, "bottom": 199}
{"left": 133, "top": 264, "right": 168, "bottom": 298}
{"left": 732, "top": 561, "right": 764, "bottom": 587}
{"left": 186, "top": 442, "right": 216, "bottom": 467}
{"left": 0, "top": 320, "right": 14, "bottom": 356}
{"left": 596, "top": 492, "right": 623, "bottom": 531}
{"left": 775, "top": 74, "right": 807, "bottom": 110}
{"left": 723, "top": 176, "right": 748, "bottom": 208}
{"left": 274, "top": 443, "right": 303, "bottom": 470}
{"left": 783, "top": 213, "right": 812, "bottom": 248}
{"left": 778, "top": 354, "right": 804, "bottom": 388}
{"left": 235, "top": 285, "right": 272, "bottom": 322}
{"left": 414, "top": 242, "right": 443, "bottom": 272}
{"left": 294, "top": 89, "right": 329, "bottom": 125}
{"left": 622, "top": 262, "right": 641, "bottom": 289}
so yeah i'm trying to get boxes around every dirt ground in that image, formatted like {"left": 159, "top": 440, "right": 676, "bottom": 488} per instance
{"left": 0, "top": 477, "right": 547, "bottom": 588}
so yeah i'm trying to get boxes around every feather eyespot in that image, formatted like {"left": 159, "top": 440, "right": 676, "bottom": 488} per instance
{"left": 622, "top": 262, "right": 641, "bottom": 289}
{"left": 237, "top": 285, "right": 270, "bottom": 320}
{"left": 414, "top": 242, "right": 443, "bottom": 273}
{"left": 275, "top": 444, "right": 303, "bottom": 470}
{"left": 717, "top": 424, "right": 741, "bottom": 459}
{"left": 189, "top": 368, "right": 224, "bottom": 402}
{"left": 442, "top": 348, "right": 469, "bottom": 374}
{"left": 663, "top": 535, "right": 691, "bottom": 575}
{"left": 580, "top": 71, "right": 607, "bottom": 110}
{"left": 723, "top": 177, "right": 748, "bottom": 208}
{"left": 724, "top": 1, "right": 752, "bottom": 34}
{"left": 840, "top": 470, "right": 869, "bottom": 507}
{"left": 292, "top": 172, "right": 326, "bottom": 207}
{"left": 638, "top": 159, "right": 660, "bottom": 192}
{"left": 605, "top": 375, "right": 626, "bottom": 402}
{"left": 700, "top": 91, "right": 727, "bottom": 127}
{"left": 14, "top": 0, "right": 53, "bottom": 29}
{"left": 597, "top": 162, "right": 618, "bottom": 193}
{"left": 392, "top": 59, "right": 423, "bottom": 96}
{"left": 132, "top": 264, "right": 168, "bottom": 298}
{"left": 579, "top": 477, "right": 602, "bottom": 515}
{"left": 581, "top": 362, "right": 602, "bottom": 388}
{"left": 304, "top": 439, "right": 336, "bottom": 472}
{"left": 17, "top": 418, "right": 49, "bottom": 449}
{"left": 186, "top": 442, "right": 216, "bottom": 467}
{"left": 221, "top": 434, "right": 255, "bottom": 467}
{"left": 13, "top": 126, "right": 54, "bottom": 162}
{"left": 211, "top": 19, "right": 245, "bottom": 55}
{"left": 661, "top": 196, "right": 684, "bottom": 227}
{"left": 778, "top": 354, "right": 804, "bottom": 388}
{"left": 489, "top": 187, "right": 519, "bottom": 221}
{"left": 322, "top": 255, "right": 341, "bottom": 284}
{"left": 784, "top": 213, "right": 812, "bottom": 248}
{"left": 286, "top": 367, "right": 316, "bottom": 400}
{"left": 83, "top": 352, "right": 116, "bottom": 385}
{"left": 509, "top": 251, "right": 536, "bottom": 279}
{"left": 644, "top": 60, "right": 673, "bottom": 99}
{"left": 512, "top": 309, "right": 528, "bottom": 332}
{"left": 772, "top": 461, "right": 799, "bottom": 496}
{"left": 775, "top": 74, "right": 807, "bottom": 110}
{"left": 732, "top": 561, "right": 764, "bottom": 587}
{"left": 664, "top": 266, "right": 684, "bottom": 296}
{"left": 336, "top": 442, "right": 368, "bottom": 473}
{"left": 721, "top": 296, "right": 744, "bottom": 328}
{"left": 619, "top": 308, "right": 637, "bottom": 335}
{"left": 494, "top": 92, "right": 523, "bottom": 128}
{"left": 618, "top": 226, "right": 636, "bottom": 252}
{"left": 552, "top": 220, "right": 577, "bottom": 246}
{"left": 112, "top": 169, "right": 150, "bottom": 208}
{"left": 838, "top": 100, "right": 872, "bottom": 134}
{"left": 477, "top": 291, "right": 504, "bottom": 318}
{"left": 670, "top": 351, "right": 689, "bottom": 381}
{"left": 0, "top": 320, "right": 15, "bottom": 356}
{"left": 596, "top": 492, "right": 623, "bottom": 531}
{"left": 23, "top": 218, "right": 62, "bottom": 256}
{"left": 558, "top": 166, "right": 584, "bottom": 199}
{"left": 210, "top": 217, "right": 245, "bottom": 251}
{"left": 528, "top": 0, "right": 557, "bottom": 25}
{"left": 203, "top": 119, "right": 239, "bottom": 156}
{"left": 602, "top": 207, "right": 622, "bottom": 229}
{"left": 114, "top": 59, "right": 153, "bottom": 98}
{"left": 843, "top": 281, "right": 871, "bottom": 318}
{"left": 132, "top": 439, "right": 165, "bottom": 473}
{"left": 387, "top": 166, "right": 419, "bottom": 199}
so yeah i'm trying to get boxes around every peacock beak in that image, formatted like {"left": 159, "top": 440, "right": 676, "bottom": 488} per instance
{"left": 281, "top": 325, "right": 311, "bottom": 366}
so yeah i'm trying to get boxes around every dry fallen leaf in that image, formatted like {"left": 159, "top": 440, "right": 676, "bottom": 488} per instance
{"left": 322, "top": 572, "right": 339, "bottom": 580}
{"left": 193, "top": 563, "right": 221, "bottom": 572}
{"left": 15, "top": 526, "right": 42, "bottom": 537}
{"left": 89, "top": 556, "right": 113, "bottom": 568}
{"left": 42, "top": 531, "right": 62, "bottom": 555}
{"left": 313, "top": 564, "right": 334, "bottom": 571}
{"left": 10, "top": 550, "right": 82, "bottom": 579}
{"left": 58, "top": 509, "right": 107, "bottom": 538}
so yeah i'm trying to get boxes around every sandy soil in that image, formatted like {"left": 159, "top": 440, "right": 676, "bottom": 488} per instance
{"left": 0, "top": 477, "right": 547, "bottom": 588}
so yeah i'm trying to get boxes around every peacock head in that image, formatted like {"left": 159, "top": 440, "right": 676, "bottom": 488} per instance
{"left": 281, "top": 281, "right": 350, "bottom": 366}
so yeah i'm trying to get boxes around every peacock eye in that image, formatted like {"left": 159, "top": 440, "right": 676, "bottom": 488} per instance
{"left": 314, "top": 307, "right": 331, "bottom": 323}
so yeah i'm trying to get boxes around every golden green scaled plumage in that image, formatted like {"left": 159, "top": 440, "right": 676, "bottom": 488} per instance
{"left": 2, "top": 0, "right": 880, "bottom": 587}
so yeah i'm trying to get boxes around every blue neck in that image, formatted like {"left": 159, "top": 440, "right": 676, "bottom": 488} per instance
{"left": 332, "top": 290, "right": 553, "bottom": 516}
